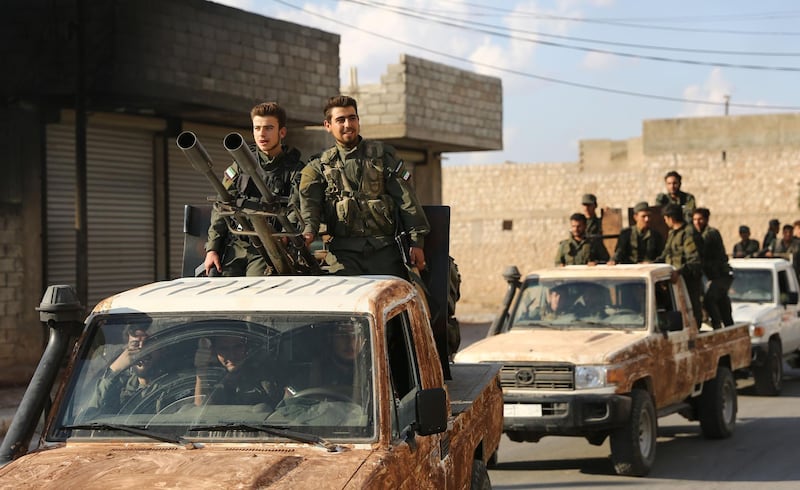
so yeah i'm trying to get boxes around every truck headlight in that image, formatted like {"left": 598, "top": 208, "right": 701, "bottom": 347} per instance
{"left": 575, "top": 365, "right": 608, "bottom": 389}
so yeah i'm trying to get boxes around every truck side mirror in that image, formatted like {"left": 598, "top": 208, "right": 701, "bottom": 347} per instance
{"left": 782, "top": 291, "right": 799, "bottom": 305}
{"left": 415, "top": 387, "right": 447, "bottom": 436}
{"left": 658, "top": 310, "right": 683, "bottom": 333}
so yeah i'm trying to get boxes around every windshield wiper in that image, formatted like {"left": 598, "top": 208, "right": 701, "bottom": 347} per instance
{"left": 62, "top": 423, "right": 190, "bottom": 446}
{"left": 187, "top": 423, "right": 340, "bottom": 452}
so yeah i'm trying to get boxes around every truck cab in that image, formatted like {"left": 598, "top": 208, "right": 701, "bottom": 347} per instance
{"left": 0, "top": 277, "right": 502, "bottom": 489}
{"left": 729, "top": 258, "right": 800, "bottom": 395}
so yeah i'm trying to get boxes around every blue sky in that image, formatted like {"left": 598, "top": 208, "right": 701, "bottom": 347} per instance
{"left": 213, "top": 0, "right": 800, "bottom": 165}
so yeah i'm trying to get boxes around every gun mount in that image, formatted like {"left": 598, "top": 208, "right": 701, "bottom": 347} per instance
{"left": 176, "top": 131, "right": 321, "bottom": 275}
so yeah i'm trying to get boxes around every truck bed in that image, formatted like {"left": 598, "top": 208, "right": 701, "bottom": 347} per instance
{"left": 446, "top": 363, "right": 501, "bottom": 416}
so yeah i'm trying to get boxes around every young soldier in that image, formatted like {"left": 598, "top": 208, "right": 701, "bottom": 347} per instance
{"left": 204, "top": 102, "right": 304, "bottom": 276}
{"left": 693, "top": 208, "right": 733, "bottom": 329}
{"left": 581, "top": 193, "right": 602, "bottom": 237}
{"left": 655, "top": 170, "right": 696, "bottom": 222}
{"left": 298, "top": 95, "right": 430, "bottom": 278}
{"left": 732, "top": 225, "right": 760, "bottom": 258}
{"left": 609, "top": 201, "right": 664, "bottom": 265}
{"left": 555, "top": 213, "right": 610, "bottom": 266}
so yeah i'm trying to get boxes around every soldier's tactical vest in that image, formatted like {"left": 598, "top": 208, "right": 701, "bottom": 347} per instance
{"left": 222, "top": 146, "right": 300, "bottom": 199}
{"left": 319, "top": 141, "right": 397, "bottom": 238}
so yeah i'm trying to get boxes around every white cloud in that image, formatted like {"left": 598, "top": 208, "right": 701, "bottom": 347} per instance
{"left": 581, "top": 51, "right": 614, "bottom": 70}
{"left": 680, "top": 68, "right": 733, "bottom": 117}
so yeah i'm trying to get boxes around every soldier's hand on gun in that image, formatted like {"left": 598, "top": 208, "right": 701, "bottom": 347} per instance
{"left": 303, "top": 232, "right": 315, "bottom": 247}
{"left": 410, "top": 246, "right": 426, "bottom": 271}
{"left": 204, "top": 251, "right": 222, "bottom": 276}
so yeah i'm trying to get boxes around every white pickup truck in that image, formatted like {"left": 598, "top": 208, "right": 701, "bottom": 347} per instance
{"left": 729, "top": 258, "right": 800, "bottom": 395}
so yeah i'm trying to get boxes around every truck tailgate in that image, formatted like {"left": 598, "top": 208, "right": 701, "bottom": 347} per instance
{"left": 446, "top": 363, "right": 501, "bottom": 416}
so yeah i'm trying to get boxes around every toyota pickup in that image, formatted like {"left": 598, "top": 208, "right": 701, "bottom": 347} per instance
{"left": 729, "top": 258, "right": 800, "bottom": 395}
{"left": 454, "top": 264, "right": 751, "bottom": 477}
{"left": 0, "top": 276, "right": 502, "bottom": 488}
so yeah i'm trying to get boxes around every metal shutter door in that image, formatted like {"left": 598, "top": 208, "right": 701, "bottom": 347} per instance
{"left": 46, "top": 122, "right": 155, "bottom": 308}
{"left": 168, "top": 124, "right": 247, "bottom": 278}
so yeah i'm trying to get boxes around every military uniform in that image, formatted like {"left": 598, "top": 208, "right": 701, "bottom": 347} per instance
{"left": 554, "top": 235, "right": 610, "bottom": 266}
{"left": 205, "top": 144, "right": 304, "bottom": 276}
{"left": 655, "top": 190, "right": 696, "bottom": 222}
{"left": 89, "top": 368, "right": 183, "bottom": 414}
{"left": 299, "top": 137, "right": 430, "bottom": 278}
{"left": 770, "top": 237, "right": 800, "bottom": 280}
{"left": 586, "top": 216, "right": 602, "bottom": 238}
{"left": 612, "top": 226, "right": 664, "bottom": 264}
{"left": 658, "top": 223, "right": 703, "bottom": 328}
{"left": 699, "top": 226, "right": 733, "bottom": 329}
{"left": 732, "top": 238, "right": 759, "bottom": 258}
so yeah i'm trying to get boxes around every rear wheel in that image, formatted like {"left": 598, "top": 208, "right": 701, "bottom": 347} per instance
{"left": 610, "top": 389, "right": 657, "bottom": 477}
{"left": 699, "top": 366, "right": 737, "bottom": 439}
{"left": 470, "top": 459, "right": 491, "bottom": 490}
{"left": 753, "top": 339, "right": 783, "bottom": 396}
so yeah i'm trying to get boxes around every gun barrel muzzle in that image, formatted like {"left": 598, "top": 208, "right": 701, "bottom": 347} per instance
{"left": 176, "top": 131, "right": 232, "bottom": 200}
{"left": 224, "top": 132, "right": 275, "bottom": 202}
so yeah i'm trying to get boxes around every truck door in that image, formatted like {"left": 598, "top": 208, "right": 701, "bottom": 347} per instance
{"left": 653, "top": 279, "right": 696, "bottom": 405}
{"left": 383, "top": 310, "right": 448, "bottom": 488}
{"left": 777, "top": 267, "right": 800, "bottom": 353}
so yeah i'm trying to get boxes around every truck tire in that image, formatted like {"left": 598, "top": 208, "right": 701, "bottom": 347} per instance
{"left": 753, "top": 339, "right": 783, "bottom": 396}
{"left": 610, "top": 389, "right": 657, "bottom": 477}
{"left": 699, "top": 366, "right": 737, "bottom": 439}
{"left": 470, "top": 459, "right": 491, "bottom": 490}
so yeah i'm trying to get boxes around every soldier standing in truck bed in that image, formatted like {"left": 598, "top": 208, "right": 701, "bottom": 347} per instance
{"left": 609, "top": 201, "right": 664, "bottom": 265}
{"left": 555, "top": 213, "right": 610, "bottom": 266}
{"left": 298, "top": 95, "right": 430, "bottom": 278}
{"left": 693, "top": 208, "right": 733, "bottom": 329}
{"left": 655, "top": 170, "right": 696, "bottom": 222}
{"left": 658, "top": 203, "right": 704, "bottom": 328}
{"left": 204, "top": 102, "right": 304, "bottom": 277}
{"left": 581, "top": 193, "right": 602, "bottom": 237}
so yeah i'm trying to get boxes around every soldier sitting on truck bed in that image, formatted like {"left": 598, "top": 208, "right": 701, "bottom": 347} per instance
{"left": 609, "top": 201, "right": 664, "bottom": 265}
{"left": 732, "top": 225, "right": 760, "bottom": 258}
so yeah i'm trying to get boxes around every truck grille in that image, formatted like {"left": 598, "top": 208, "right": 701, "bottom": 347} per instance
{"left": 499, "top": 363, "right": 574, "bottom": 390}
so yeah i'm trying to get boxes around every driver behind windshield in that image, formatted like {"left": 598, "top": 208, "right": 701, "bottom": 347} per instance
{"left": 193, "top": 335, "right": 282, "bottom": 410}
{"left": 87, "top": 323, "right": 176, "bottom": 414}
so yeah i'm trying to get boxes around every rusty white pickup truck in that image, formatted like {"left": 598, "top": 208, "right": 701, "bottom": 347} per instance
{"left": 455, "top": 264, "right": 751, "bottom": 477}
{"left": 0, "top": 276, "right": 502, "bottom": 489}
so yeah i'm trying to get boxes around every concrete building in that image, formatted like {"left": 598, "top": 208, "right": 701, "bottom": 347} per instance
{"left": 0, "top": 0, "right": 502, "bottom": 383}
{"left": 444, "top": 112, "right": 800, "bottom": 318}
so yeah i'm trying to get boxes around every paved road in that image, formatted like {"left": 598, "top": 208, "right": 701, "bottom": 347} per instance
{"left": 458, "top": 322, "right": 800, "bottom": 489}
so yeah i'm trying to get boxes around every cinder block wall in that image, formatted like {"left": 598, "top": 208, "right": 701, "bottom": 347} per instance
{"left": 445, "top": 114, "right": 800, "bottom": 319}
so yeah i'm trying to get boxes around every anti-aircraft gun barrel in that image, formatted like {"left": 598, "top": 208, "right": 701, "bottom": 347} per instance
{"left": 223, "top": 132, "right": 275, "bottom": 203}
{"left": 176, "top": 131, "right": 233, "bottom": 202}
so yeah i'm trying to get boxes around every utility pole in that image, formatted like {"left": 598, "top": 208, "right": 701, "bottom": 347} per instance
{"left": 723, "top": 95, "right": 730, "bottom": 116}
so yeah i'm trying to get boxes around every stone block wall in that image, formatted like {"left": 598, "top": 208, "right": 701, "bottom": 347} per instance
{"left": 445, "top": 127, "right": 800, "bottom": 318}
{"left": 352, "top": 55, "right": 502, "bottom": 151}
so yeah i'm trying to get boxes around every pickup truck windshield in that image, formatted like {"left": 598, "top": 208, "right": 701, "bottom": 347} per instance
{"left": 510, "top": 277, "right": 647, "bottom": 329}
{"left": 50, "top": 312, "right": 375, "bottom": 443}
{"left": 729, "top": 269, "right": 773, "bottom": 303}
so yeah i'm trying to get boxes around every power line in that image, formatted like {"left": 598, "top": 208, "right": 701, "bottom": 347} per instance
{"left": 343, "top": 0, "right": 800, "bottom": 70}
{"left": 272, "top": 0, "right": 800, "bottom": 111}
{"left": 436, "top": 0, "right": 800, "bottom": 36}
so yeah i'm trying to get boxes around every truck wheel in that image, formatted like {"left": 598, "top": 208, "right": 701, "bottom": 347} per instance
{"left": 753, "top": 339, "right": 783, "bottom": 396}
{"left": 699, "top": 366, "right": 737, "bottom": 439}
{"left": 610, "top": 389, "right": 656, "bottom": 477}
{"left": 470, "top": 459, "right": 491, "bottom": 490}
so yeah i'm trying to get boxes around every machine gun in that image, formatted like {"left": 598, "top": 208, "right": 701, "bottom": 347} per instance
{"left": 176, "top": 131, "right": 321, "bottom": 275}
